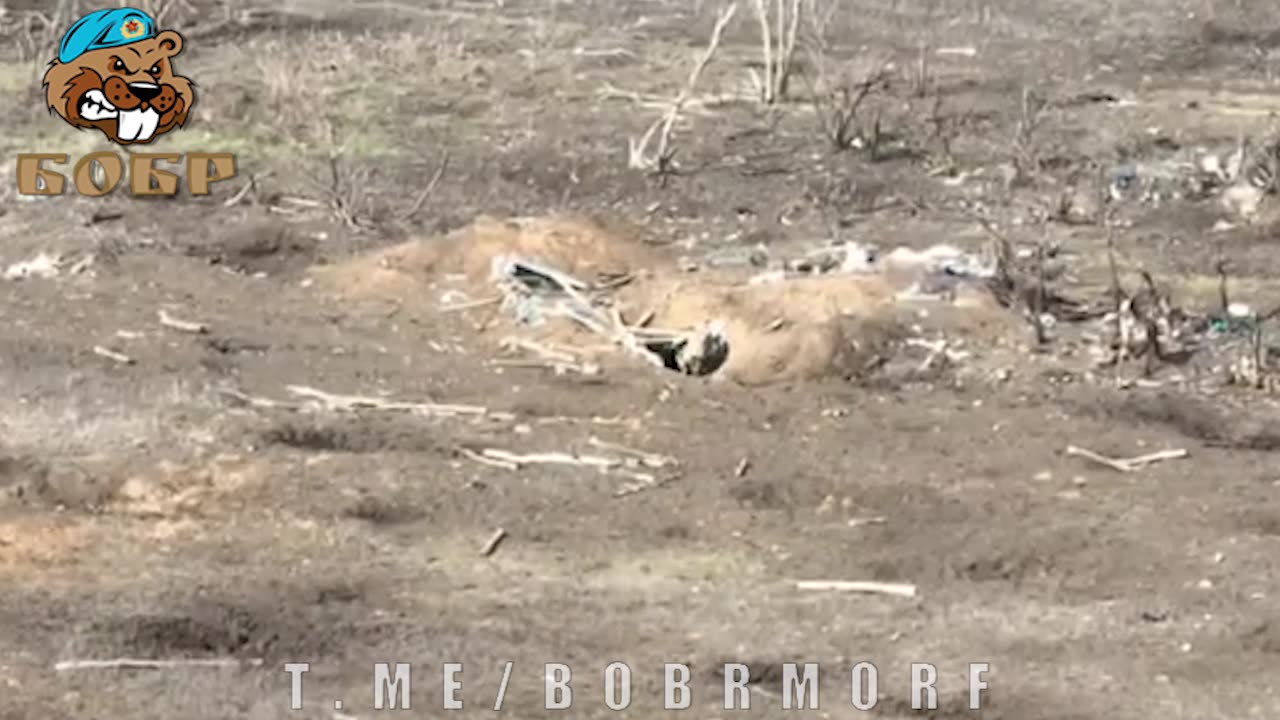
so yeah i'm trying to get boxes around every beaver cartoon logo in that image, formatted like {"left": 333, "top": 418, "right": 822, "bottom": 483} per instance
{"left": 41, "top": 7, "right": 194, "bottom": 145}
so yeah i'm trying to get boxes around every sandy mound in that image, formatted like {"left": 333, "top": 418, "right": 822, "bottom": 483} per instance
{"left": 311, "top": 214, "right": 662, "bottom": 305}
{"left": 311, "top": 214, "right": 977, "bottom": 386}
{"left": 617, "top": 274, "right": 897, "bottom": 384}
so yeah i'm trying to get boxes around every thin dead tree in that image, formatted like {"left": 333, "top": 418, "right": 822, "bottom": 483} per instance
{"left": 750, "top": 0, "right": 803, "bottom": 104}
{"left": 628, "top": 3, "right": 738, "bottom": 174}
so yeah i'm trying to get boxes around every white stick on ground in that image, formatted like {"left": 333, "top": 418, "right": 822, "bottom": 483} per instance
{"left": 216, "top": 387, "right": 301, "bottom": 410}
{"left": 586, "top": 436, "right": 678, "bottom": 468}
{"left": 481, "top": 449, "right": 621, "bottom": 469}
{"left": 157, "top": 309, "right": 208, "bottom": 334}
{"left": 439, "top": 296, "right": 502, "bottom": 313}
{"left": 55, "top": 657, "right": 263, "bottom": 671}
{"left": 92, "top": 345, "right": 134, "bottom": 365}
{"left": 480, "top": 528, "right": 507, "bottom": 556}
{"left": 457, "top": 447, "right": 519, "bottom": 471}
{"left": 285, "top": 385, "right": 487, "bottom": 416}
{"left": 795, "top": 580, "right": 917, "bottom": 597}
{"left": 1065, "top": 445, "right": 1187, "bottom": 473}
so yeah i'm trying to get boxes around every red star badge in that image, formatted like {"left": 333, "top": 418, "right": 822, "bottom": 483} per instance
{"left": 120, "top": 19, "right": 144, "bottom": 38}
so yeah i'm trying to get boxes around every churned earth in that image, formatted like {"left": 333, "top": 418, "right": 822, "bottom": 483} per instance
{"left": 3, "top": 0, "right": 1280, "bottom": 718}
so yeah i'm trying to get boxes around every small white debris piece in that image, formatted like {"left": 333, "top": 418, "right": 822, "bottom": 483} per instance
{"left": 1199, "top": 152, "right": 1225, "bottom": 180}
{"left": 795, "top": 580, "right": 917, "bottom": 597}
{"left": 882, "top": 244, "right": 997, "bottom": 279}
{"left": 3, "top": 252, "right": 62, "bottom": 280}
{"left": 1221, "top": 183, "right": 1263, "bottom": 219}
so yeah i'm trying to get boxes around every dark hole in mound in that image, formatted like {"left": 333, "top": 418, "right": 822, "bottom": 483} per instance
{"left": 643, "top": 331, "right": 729, "bottom": 376}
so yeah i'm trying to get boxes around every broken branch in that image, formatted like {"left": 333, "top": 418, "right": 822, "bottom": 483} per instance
{"left": 55, "top": 657, "right": 263, "bottom": 671}
{"left": 157, "top": 309, "right": 208, "bottom": 334}
{"left": 285, "top": 385, "right": 487, "bottom": 417}
{"left": 795, "top": 580, "right": 917, "bottom": 597}
{"left": 1065, "top": 445, "right": 1187, "bottom": 473}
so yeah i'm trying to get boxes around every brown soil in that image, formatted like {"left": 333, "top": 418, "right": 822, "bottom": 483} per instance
{"left": 3, "top": 1, "right": 1280, "bottom": 719}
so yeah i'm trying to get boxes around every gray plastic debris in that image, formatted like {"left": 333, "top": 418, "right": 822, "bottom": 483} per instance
{"left": 491, "top": 254, "right": 613, "bottom": 333}
{"left": 491, "top": 254, "right": 591, "bottom": 294}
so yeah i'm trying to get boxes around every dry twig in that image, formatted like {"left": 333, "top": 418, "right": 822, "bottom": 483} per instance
{"left": 221, "top": 171, "right": 272, "bottom": 208}
{"left": 480, "top": 528, "right": 507, "bottom": 556}
{"left": 92, "top": 345, "right": 134, "bottom": 365}
{"left": 439, "top": 296, "right": 502, "bottom": 313}
{"left": 157, "top": 310, "right": 208, "bottom": 334}
{"left": 795, "top": 580, "right": 917, "bottom": 597}
{"left": 628, "top": 3, "right": 738, "bottom": 173}
{"left": 216, "top": 387, "right": 302, "bottom": 411}
{"left": 55, "top": 657, "right": 263, "bottom": 671}
{"left": 395, "top": 150, "right": 450, "bottom": 223}
{"left": 285, "top": 385, "right": 487, "bottom": 417}
{"left": 1065, "top": 445, "right": 1187, "bottom": 473}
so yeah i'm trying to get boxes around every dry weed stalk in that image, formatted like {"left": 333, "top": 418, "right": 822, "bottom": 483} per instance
{"left": 1011, "top": 86, "right": 1047, "bottom": 186}
{"left": 300, "top": 121, "right": 447, "bottom": 229}
{"left": 1103, "top": 235, "right": 1196, "bottom": 380}
{"left": 800, "top": 3, "right": 890, "bottom": 153}
{"left": 3, "top": 0, "right": 203, "bottom": 68}
{"left": 806, "top": 57, "right": 892, "bottom": 151}
{"left": 924, "top": 91, "right": 962, "bottom": 172}
{"left": 910, "top": 40, "right": 931, "bottom": 97}
{"left": 749, "top": 0, "right": 803, "bottom": 104}
{"left": 5, "top": 0, "right": 77, "bottom": 75}
{"left": 627, "top": 3, "right": 738, "bottom": 174}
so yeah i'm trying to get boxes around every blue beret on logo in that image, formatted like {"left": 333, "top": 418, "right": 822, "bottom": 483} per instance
{"left": 57, "top": 8, "right": 156, "bottom": 64}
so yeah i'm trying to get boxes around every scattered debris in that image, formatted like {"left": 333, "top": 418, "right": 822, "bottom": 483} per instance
{"left": 4, "top": 252, "right": 61, "bottom": 280}
{"left": 92, "top": 346, "right": 135, "bottom": 365}
{"left": 221, "top": 170, "right": 273, "bottom": 208}
{"left": 614, "top": 473, "right": 678, "bottom": 498}
{"left": 157, "top": 310, "right": 208, "bottom": 334}
{"left": 847, "top": 516, "right": 887, "bottom": 528}
{"left": 457, "top": 438, "right": 680, "bottom": 496}
{"left": 439, "top": 296, "right": 502, "bottom": 313}
{"left": 795, "top": 580, "right": 917, "bottom": 597}
{"left": 457, "top": 447, "right": 519, "bottom": 470}
{"left": 285, "top": 385, "right": 488, "bottom": 417}
{"left": 492, "top": 337, "right": 602, "bottom": 376}
{"left": 1065, "top": 445, "right": 1188, "bottom": 473}
{"left": 491, "top": 254, "right": 731, "bottom": 376}
{"left": 480, "top": 528, "right": 507, "bottom": 557}
{"left": 490, "top": 357, "right": 602, "bottom": 377}
{"left": 216, "top": 387, "right": 302, "bottom": 411}
{"left": 55, "top": 657, "right": 263, "bottom": 671}
{"left": 585, "top": 436, "right": 678, "bottom": 468}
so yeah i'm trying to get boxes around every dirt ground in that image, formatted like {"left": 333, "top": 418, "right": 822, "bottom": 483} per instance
{"left": 4, "top": 0, "right": 1280, "bottom": 718}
